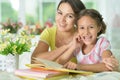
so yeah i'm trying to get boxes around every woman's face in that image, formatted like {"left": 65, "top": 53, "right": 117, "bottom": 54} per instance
{"left": 77, "top": 16, "right": 101, "bottom": 45}
{"left": 56, "top": 2, "right": 75, "bottom": 32}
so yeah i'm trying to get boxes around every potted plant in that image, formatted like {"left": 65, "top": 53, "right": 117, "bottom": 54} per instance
{"left": 0, "top": 29, "right": 33, "bottom": 72}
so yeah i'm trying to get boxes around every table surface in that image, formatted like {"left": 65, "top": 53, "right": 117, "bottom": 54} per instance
{"left": 1, "top": 71, "right": 120, "bottom": 80}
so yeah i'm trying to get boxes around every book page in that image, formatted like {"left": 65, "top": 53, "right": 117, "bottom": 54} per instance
{"left": 32, "top": 57, "right": 63, "bottom": 69}
{"left": 28, "top": 58, "right": 93, "bottom": 75}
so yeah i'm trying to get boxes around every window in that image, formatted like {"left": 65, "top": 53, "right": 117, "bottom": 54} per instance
{"left": 0, "top": 0, "right": 19, "bottom": 22}
{"left": 24, "top": 0, "right": 57, "bottom": 27}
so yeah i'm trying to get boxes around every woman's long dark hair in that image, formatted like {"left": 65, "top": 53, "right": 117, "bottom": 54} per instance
{"left": 57, "top": 0, "right": 86, "bottom": 16}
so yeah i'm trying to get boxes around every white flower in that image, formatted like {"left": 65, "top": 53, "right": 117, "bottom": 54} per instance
{"left": 0, "top": 29, "right": 33, "bottom": 55}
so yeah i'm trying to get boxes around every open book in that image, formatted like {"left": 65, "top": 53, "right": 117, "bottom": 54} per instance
{"left": 26, "top": 57, "right": 93, "bottom": 75}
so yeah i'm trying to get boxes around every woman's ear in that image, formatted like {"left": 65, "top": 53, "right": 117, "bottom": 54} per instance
{"left": 97, "top": 26, "right": 101, "bottom": 33}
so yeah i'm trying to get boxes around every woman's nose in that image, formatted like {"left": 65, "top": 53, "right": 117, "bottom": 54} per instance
{"left": 60, "top": 16, "right": 66, "bottom": 23}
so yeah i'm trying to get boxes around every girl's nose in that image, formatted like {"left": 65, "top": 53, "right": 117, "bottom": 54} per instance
{"left": 84, "top": 29, "right": 90, "bottom": 35}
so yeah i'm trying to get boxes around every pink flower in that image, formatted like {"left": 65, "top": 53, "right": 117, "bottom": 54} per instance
{"left": 0, "top": 18, "right": 23, "bottom": 33}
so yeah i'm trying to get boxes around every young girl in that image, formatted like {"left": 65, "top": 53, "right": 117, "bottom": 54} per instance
{"left": 57, "top": 9, "right": 118, "bottom": 72}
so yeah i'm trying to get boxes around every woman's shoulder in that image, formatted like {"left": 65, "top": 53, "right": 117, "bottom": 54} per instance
{"left": 45, "top": 26, "right": 57, "bottom": 32}
{"left": 41, "top": 26, "right": 56, "bottom": 35}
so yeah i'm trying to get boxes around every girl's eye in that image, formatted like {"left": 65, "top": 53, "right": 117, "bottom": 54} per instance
{"left": 79, "top": 26, "right": 84, "bottom": 29}
{"left": 90, "top": 26, "right": 94, "bottom": 28}
{"left": 89, "top": 25, "right": 96, "bottom": 29}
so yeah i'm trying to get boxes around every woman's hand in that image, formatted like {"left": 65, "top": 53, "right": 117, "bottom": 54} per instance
{"left": 102, "top": 56, "right": 119, "bottom": 71}
{"left": 63, "top": 61, "right": 77, "bottom": 70}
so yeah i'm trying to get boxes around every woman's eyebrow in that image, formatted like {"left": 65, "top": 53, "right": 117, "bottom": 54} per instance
{"left": 57, "top": 8, "right": 75, "bottom": 16}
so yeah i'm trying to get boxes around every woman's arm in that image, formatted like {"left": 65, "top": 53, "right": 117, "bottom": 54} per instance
{"left": 64, "top": 61, "right": 110, "bottom": 72}
{"left": 63, "top": 60, "right": 110, "bottom": 72}
{"left": 31, "top": 41, "right": 69, "bottom": 63}
{"left": 76, "top": 63, "right": 109, "bottom": 72}
{"left": 56, "top": 44, "right": 76, "bottom": 65}
{"left": 102, "top": 50, "right": 119, "bottom": 71}
{"left": 56, "top": 34, "right": 83, "bottom": 65}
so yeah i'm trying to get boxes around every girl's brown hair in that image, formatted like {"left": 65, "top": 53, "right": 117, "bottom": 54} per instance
{"left": 76, "top": 9, "right": 106, "bottom": 36}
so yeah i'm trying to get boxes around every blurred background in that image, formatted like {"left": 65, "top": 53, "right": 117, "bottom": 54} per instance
{"left": 0, "top": 0, "right": 120, "bottom": 69}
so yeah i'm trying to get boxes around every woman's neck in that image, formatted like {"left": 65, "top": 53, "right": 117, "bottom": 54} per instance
{"left": 57, "top": 27, "right": 76, "bottom": 37}
{"left": 56, "top": 28, "right": 76, "bottom": 47}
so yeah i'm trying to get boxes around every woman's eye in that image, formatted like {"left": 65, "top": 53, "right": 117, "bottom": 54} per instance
{"left": 67, "top": 15, "right": 74, "bottom": 19}
{"left": 68, "top": 15, "right": 74, "bottom": 18}
{"left": 57, "top": 10, "right": 62, "bottom": 15}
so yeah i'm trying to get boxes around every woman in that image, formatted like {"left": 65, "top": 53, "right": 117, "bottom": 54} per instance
{"left": 31, "top": 0, "right": 118, "bottom": 71}
{"left": 31, "top": 0, "right": 85, "bottom": 62}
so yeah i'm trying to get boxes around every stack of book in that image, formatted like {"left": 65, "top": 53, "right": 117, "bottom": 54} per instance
{"left": 14, "top": 58, "right": 93, "bottom": 79}
{"left": 15, "top": 68, "right": 68, "bottom": 79}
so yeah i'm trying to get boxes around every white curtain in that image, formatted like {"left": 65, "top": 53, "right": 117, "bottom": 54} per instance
{"left": 96, "top": 0, "right": 120, "bottom": 53}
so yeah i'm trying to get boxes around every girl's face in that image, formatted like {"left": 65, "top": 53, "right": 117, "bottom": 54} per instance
{"left": 77, "top": 16, "right": 101, "bottom": 45}
{"left": 56, "top": 3, "right": 75, "bottom": 32}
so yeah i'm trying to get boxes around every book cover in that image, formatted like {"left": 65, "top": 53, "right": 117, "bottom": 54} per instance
{"left": 14, "top": 69, "right": 67, "bottom": 79}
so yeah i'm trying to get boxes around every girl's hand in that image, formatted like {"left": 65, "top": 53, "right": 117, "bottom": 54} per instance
{"left": 102, "top": 56, "right": 119, "bottom": 71}
{"left": 74, "top": 34, "right": 83, "bottom": 49}
{"left": 63, "top": 61, "right": 77, "bottom": 70}
{"left": 68, "top": 33, "right": 83, "bottom": 50}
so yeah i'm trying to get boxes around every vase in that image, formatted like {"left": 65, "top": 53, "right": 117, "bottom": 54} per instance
{"left": 0, "top": 55, "right": 6, "bottom": 71}
{"left": 5, "top": 54, "right": 19, "bottom": 72}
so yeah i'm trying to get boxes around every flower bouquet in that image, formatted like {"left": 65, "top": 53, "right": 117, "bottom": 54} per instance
{"left": 0, "top": 18, "right": 22, "bottom": 33}
{"left": 24, "top": 23, "right": 45, "bottom": 35}
{"left": 0, "top": 29, "right": 33, "bottom": 55}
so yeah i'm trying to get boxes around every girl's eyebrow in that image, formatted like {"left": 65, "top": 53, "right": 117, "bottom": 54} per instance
{"left": 78, "top": 25, "right": 83, "bottom": 26}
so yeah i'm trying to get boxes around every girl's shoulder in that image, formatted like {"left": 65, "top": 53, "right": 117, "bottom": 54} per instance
{"left": 97, "top": 37, "right": 110, "bottom": 45}
{"left": 96, "top": 36, "right": 110, "bottom": 50}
